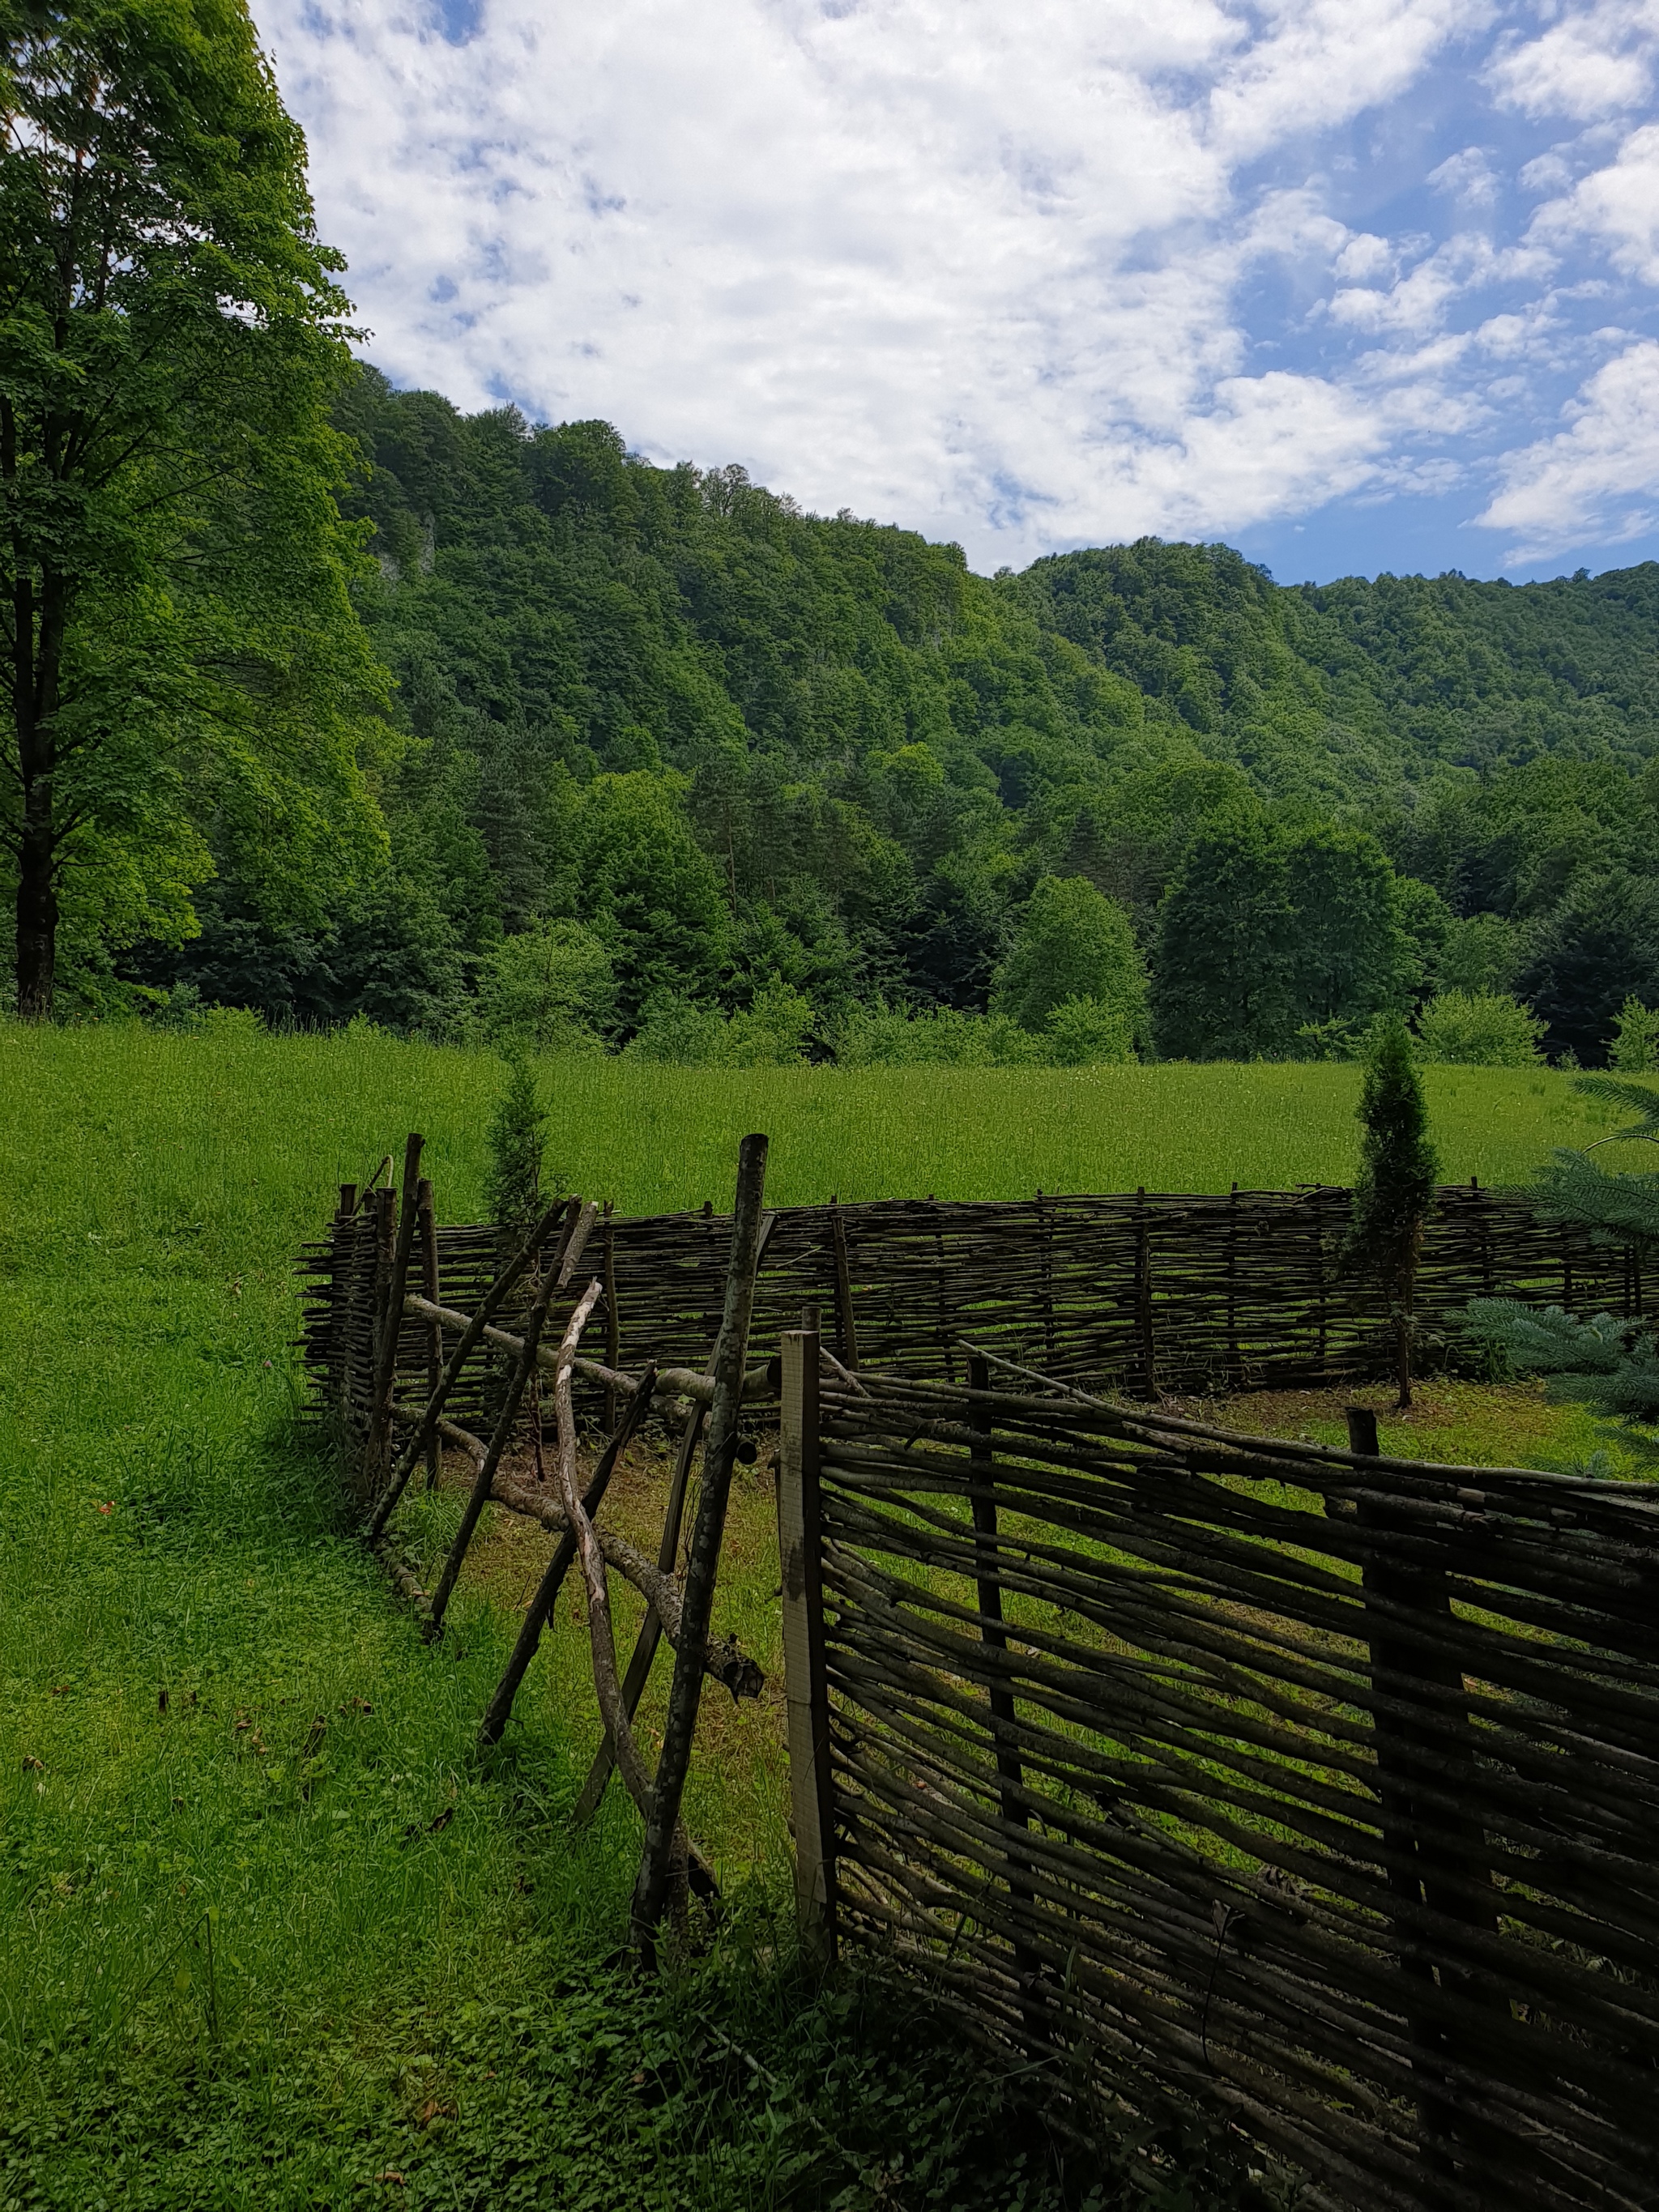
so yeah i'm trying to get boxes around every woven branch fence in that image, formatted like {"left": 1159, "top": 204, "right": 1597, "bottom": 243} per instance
{"left": 774, "top": 1340, "right": 1659, "bottom": 2212}
{"left": 301, "top": 1181, "right": 1649, "bottom": 1434}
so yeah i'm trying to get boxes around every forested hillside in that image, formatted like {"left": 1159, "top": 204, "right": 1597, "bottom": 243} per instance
{"left": 122, "top": 369, "right": 1659, "bottom": 1063}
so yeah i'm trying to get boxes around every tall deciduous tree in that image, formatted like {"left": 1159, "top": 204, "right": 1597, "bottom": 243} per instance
{"left": 991, "top": 872, "right": 1146, "bottom": 1039}
{"left": 1152, "top": 809, "right": 1297, "bottom": 1059}
{"left": 1347, "top": 1012, "right": 1439, "bottom": 1409}
{"left": 1, "top": 0, "right": 386, "bottom": 1016}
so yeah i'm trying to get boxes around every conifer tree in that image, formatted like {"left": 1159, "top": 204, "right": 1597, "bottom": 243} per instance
{"left": 1466, "top": 1075, "right": 1659, "bottom": 1447}
{"left": 484, "top": 1050, "right": 548, "bottom": 1232}
{"left": 1347, "top": 1013, "right": 1439, "bottom": 1409}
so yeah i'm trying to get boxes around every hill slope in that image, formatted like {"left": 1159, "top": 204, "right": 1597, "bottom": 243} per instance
{"left": 127, "top": 372, "right": 1659, "bottom": 1061}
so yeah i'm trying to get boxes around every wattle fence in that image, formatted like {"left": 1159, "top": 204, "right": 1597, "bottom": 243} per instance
{"left": 776, "top": 1344, "right": 1659, "bottom": 2212}
{"left": 300, "top": 1178, "right": 1648, "bottom": 1433}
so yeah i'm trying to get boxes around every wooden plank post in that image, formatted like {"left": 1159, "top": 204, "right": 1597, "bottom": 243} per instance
{"left": 968, "top": 1353, "right": 1037, "bottom": 1997}
{"left": 602, "top": 1200, "right": 620, "bottom": 1434}
{"left": 1344, "top": 1405, "right": 1500, "bottom": 2182}
{"left": 632, "top": 1133, "right": 770, "bottom": 1960}
{"left": 778, "top": 1318, "right": 835, "bottom": 1963}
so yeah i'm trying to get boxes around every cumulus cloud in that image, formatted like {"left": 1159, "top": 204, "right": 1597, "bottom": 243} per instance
{"left": 252, "top": 0, "right": 1659, "bottom": 572}
{"left": 1475, "top": 340, "right": 1659, "bottom": 555}
{"left": 1531, "top": 121, "right": 1659, "bottom": 280}
{"left": 1487, "top": 1, "right": 1659, "bottom": 121}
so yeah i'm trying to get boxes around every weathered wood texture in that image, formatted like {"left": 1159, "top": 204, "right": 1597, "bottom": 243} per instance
{"left": 811, "top": 1366, "right": 1659, "bottom": 2211}
{"left": 301, "top": 1183, "right": 1648, "bottom": 1430}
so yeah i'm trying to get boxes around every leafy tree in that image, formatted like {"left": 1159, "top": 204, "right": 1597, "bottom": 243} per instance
{"left": 479, "top": 919, "right": 615, "bottom": 1051}
{"left": 1153, "top": 811, "right": 1296, "bottom": 1059}
{"left": 1437, "top": 913, "right": 1521, "bottom": 997}
{"left": 1, "top": 0, "right": 387, "bottom": 1016}
{"left": 1040, "top": 995, "right": 1136, "bottom": 1065}
{"left": 991, "top": 874, "right": 1145, "bottom": 1042}
{"left": 1347, "top": 1012, "right": 1439, "bottom": 1409}
{"left": 1414, "top": 990, "right": 1546, "bottom": 1068}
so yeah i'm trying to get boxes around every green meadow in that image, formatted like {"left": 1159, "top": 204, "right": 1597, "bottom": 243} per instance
{"left": 0, "top": 1019, "right": 1626, "bottom": 2208}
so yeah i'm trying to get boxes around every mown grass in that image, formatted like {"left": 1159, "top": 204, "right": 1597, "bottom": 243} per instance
{"left": 0, "top": 1017, "right": 1623, "bottom": 2208}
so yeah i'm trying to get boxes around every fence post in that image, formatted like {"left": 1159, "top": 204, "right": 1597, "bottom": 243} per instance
{"left": 778, "top": 1321, "right": 836, "bottom": 1963}
{"left": 633, "top": 1135, "right": 771, "bottom": 1957}
{"left": 968, "top": 1354, "right": 1038, "bottom": 1998}
{"left": 1133, "top": 1189, "right": 1157, "bottom": 1398}
{"left": 1344, "top": 1406, "right": 1500, "bottom": 2181}
{"left": 830, "top": 1197, "right": 859, "bottom": 1370}
{"left": 418, "top": 1178, "right": 441, "bottom": 1490}
{"left": 603, "top": 1200, "right": 620, "bottom": 1433}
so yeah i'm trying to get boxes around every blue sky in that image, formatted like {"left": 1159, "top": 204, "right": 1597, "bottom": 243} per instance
{"left": 259, "top": 1, "right": 1659, "bottom": 585}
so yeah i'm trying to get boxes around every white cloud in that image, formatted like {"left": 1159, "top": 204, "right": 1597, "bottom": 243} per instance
{"left": 1428, "top": 144, "right": 1500, "bottom": 202}
{"left": 250, "top": 0, "right": 1659, "bottom": 572}
{"left": 1531, "top": 121, "right": 1659, "bottom": 279}
{"left": 1475, "top": 339, "right": 1659, "bottom": 554}
{"left": 1487, "top": 1, "right": 1659, "bottom": 120}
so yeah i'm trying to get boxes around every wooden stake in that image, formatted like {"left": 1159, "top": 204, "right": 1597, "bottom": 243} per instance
{"left": 830, "top": 1198, "right": 859, "bottom": 1371}
{"left": 632, "top": 1132, "right": 770, "bottom": 1958}
{"left": 366, "top": 1193, "right": 578, "bottom": 1542}
{"left": 424, "top": 1221, "right": 594, "bottom": 1639}
{"left": 367, "top": 1134, "right": 424, "bottom": 1481}
{"left": 778, "top": 1322, "right": 835, "bottom": 1963}
{"left": 418, "top": 1177, "right": 441, "bottom": 1490}
{"left": 574, "top": 1398, "right": 706, "bottom": 1822}
{"left": 476, "top": 1362, "right": 659, "bottom": 1750}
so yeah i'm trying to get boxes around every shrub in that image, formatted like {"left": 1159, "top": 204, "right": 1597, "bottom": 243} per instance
{"left": 625, "top": 980, "right": 815, "bottom": 1066}
{"left": 1608, "top": 997, "right": 1659, "bottom": 1072}
{"left": 479, "top": 919, "right": 615, "bottom": 1052}
{"left": 1414, "top": 990, "right": 1545, "bottom": 1067}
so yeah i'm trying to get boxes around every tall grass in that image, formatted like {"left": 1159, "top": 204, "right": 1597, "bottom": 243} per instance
{"left": 0, "top": 1018, "right": 1618, "bottom": 2206}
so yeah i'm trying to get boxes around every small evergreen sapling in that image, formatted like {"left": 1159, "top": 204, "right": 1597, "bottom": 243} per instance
{"left": 1347, "top": 1013, "right": 1439, "bottom": 1409}
{"left": 484, "top": 1051, "right": 550, "bottom": 1233}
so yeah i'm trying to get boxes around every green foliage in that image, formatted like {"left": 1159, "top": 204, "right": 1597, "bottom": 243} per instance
{"left": 483, "top": 1051, "right": 548, "bottom": 1229}
{"left": 1347, "top": 1012, "right": 1439, "bottom": 1302}
{"left": 0, "top": 0, "right": 389, "bottom": 1016}
{"left": 992, "top": 874, "right": 1147, "bottom": 1042}
{"left": 1464, "top": 1301, "right": 1659, "bottom": 1438}
{"left": 478, "top": 918, "right": 615, "bottom": 1051}
{"left": 1415, "top": 990, "right": 1546, "bottom": 1068}
{"left": 1437, "top": 913, "right": 1521, "bottom": 998}
{"left": 1608, "top": 997, "right": 1659, "bottom": 1072}
{"left": 1153, "top": 812, "right": 1405, "bottom": 1060}
{"left": 1465, "top": 1073, "right": 1659, "bottom": 1445}
{"left": 625, "top": 978, "right": 817, "bottom": 1067}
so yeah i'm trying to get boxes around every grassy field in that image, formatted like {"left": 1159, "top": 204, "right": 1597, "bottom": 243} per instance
{"left": 0, "top": 1018, "right": 1631, "bottom": 2208}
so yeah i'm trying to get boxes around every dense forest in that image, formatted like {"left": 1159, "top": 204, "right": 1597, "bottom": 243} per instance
{"left": 58, "top": 373, "right": 1659, "bottom": 1063}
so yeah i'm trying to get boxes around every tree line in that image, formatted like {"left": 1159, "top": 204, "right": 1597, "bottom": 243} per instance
{"left": 6, "top": 2, "right": 1659, "bottom": 1068}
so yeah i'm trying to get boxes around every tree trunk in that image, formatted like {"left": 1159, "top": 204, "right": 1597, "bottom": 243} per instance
{"left": 1396, "top": 1310, "right": 1413, "bottom": 1411}
{"left": 10, "top": 556, "right": 66, "bottom": 1021}
{"left": 15, "top": 803, "right": 58, "bottom": 1020}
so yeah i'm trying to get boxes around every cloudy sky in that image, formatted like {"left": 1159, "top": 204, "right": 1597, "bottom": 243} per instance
{"left": 257, "top": 0, "right": 1659, "bottom": 583}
